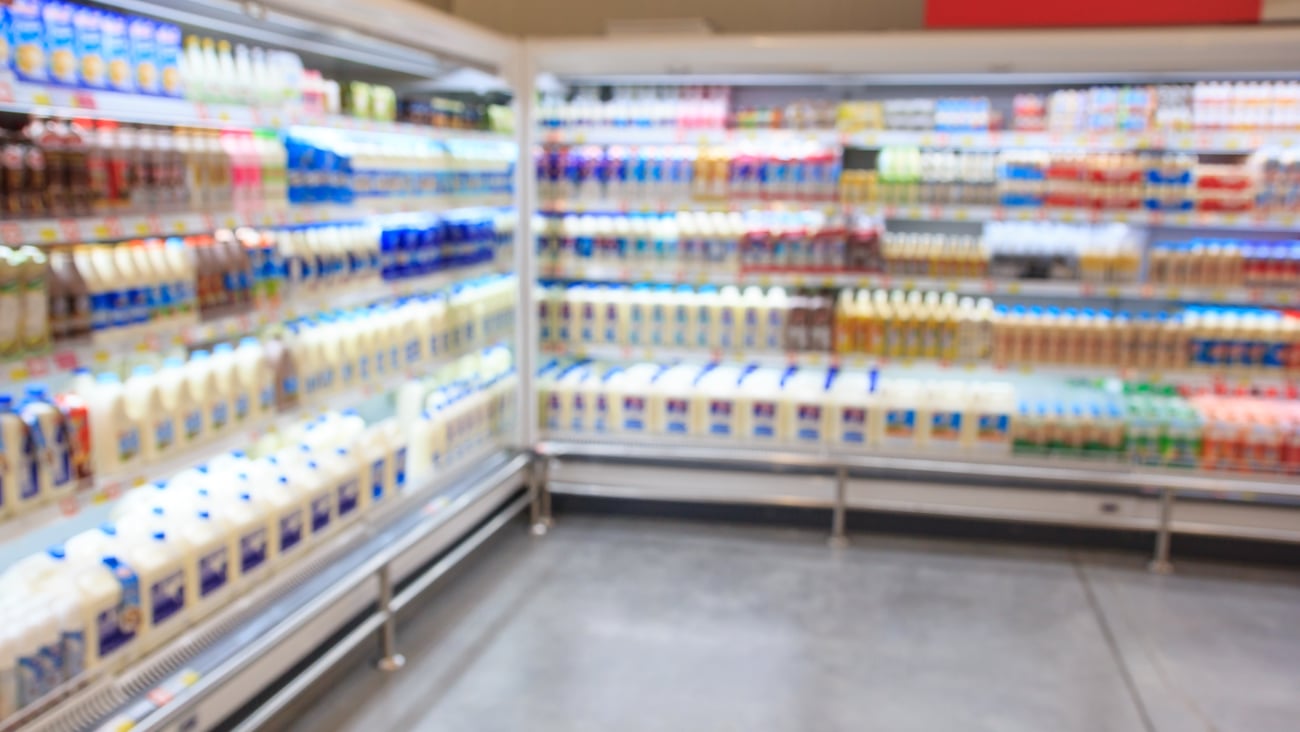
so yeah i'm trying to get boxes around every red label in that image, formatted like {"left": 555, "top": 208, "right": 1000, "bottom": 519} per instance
{"left": 58, "top": 218, "right": 81, "bottom": 242}
{"left": 52, "top": 350, "right": 79, "bottom": 370}
{"left": 926, "top": 0, "right": 1260, "bottom": 27}
{"left": 26, "top": 356, "right": 50, "bottom": 376}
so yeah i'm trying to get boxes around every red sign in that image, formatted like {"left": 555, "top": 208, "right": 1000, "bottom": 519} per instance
{"left": 926, "top": 0, "right": 1261, "bottom": 28}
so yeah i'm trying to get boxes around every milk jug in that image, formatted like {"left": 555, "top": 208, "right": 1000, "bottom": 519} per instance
{"left": 829, "top": 369, "right": 879, "bottom": 449}
{"left": 235, "top": 337, "right": 274, "bottom": 418}
{"left": 198, "top": 484, "right": 273, "bottom": 587}
{"left": 22, "top": 386, "right": 73, "bottom": 500}
{"left": 158, "top": 357, "right": 205, "bottom": 448}
{"left": 123, "top": 366, "right": 172, "bottom": 461}
{"left": 186, "top": 350, "right": 230, "bottom": 438}
{"left": 737, "top": 367, "right": 785, "bottom": 443}
{"left": 114, "top": 529, "right": 188, "bottom": 654}
{"left": 212, "top": 343, "right": 252, "bottom": 426}
{"left": 0, "top": 395, "right": 35, "bottom": 515}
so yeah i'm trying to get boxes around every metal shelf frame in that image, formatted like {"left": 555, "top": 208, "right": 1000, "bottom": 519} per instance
{"left": 535, "top": 439, "right": 1300, "bottom": 572}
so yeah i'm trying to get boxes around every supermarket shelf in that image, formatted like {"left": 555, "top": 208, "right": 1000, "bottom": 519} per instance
{"left": 538, "top": 262, "right": 1299, "bottom": 307}
{"left": 0, "top": 77, "right": 514, "bottom": 142}
{"left": 537, "top": 197, "right": 1300, "bottom": 231}
{"left": 544, "top": 343, "right": 1299, "bottom": 388}
{"left": 539, "top": 126, "right": 1300, "bottom": 153}
{"left": 540, "top": 439, "right": 1300, "bottom": 544}
{"left": 0, "top": 194, "right": 514, "bottom": 248}
{"left": 537, "top": 438, "right": 1300, "bottom": 501}
{"left": 0, "top": 336, "right": 514, "bottom": 573}
{"left": 862, "top": 202, "right": 1300, "bottom": 232}
{"left": 0, "top": 262, "right": 507, "bottom": 389}
{"left": 10, "top": 445, "right": 529, "bottom": 732}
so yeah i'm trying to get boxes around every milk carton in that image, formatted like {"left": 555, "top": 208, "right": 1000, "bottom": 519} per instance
{"left": 0, "top": 395, "right": 33, "bottom": 516}
{"left": 737, "top": 367, "right": 785, "bottom": 444}
{"left": 186, "top": 350, "right": 230, "bottom": 438}
{"left": 881, "top": 379, "right": 921, "bottom": 450}
{"left": 652, "top": 364, "right": 698, "bottom": 436}
{"left": 87, "top": 373, "right": 141, "bottom": 474}
{"left": 829, "top": 369, "right": 879, "bottom": 449}
{"left": 235, "top": 337, "right": 274, "bottom": 419}
{"left": 125, "top": 366, "right": 174, "bottom": 461}
{"left": 158, "top": 357, "right": 204, "bottom": 448}
{"left": 781, "top": 368, "right": 831, "bottom": 447}
{"left": 114, "top": 529, "right": 187, "bottom": 653}
{"left": 22, "top": 386, "right": 73, "bottom": 501}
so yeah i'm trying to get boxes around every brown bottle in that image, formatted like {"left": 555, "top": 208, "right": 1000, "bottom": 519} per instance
{"left": 65, "top": 119, "right": 92, "bottom": 215}
{"left": 809, "top": 295, "right": 834, "bottom": 353}
{"left": 785, "top": 294, "right": 809, "bottom": 352}
{"left": 31, "top": 118, "right": 70, "bottom": 217}
{"left": 50, "top": 249, "right": 91, "bottom": 339}
{"left": 262, "top": 336, "right": 300, "bottom": 411}
{"left": 190, "top": 235, "right": 217, "bottom": 313}
{"left": 212, "top": 229, "right": 241, "bottom": 311}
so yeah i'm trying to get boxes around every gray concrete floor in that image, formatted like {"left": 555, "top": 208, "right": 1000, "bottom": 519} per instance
{"left": 274, "top": 516, "right": 1300, "bottom": 732}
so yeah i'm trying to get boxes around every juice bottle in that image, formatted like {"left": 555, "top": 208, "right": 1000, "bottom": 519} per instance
{"left": 13, "top": 247, "right": 49, "bottom": 353}
{"left": 0, "top": 248, "right": 21, "bottom": 358}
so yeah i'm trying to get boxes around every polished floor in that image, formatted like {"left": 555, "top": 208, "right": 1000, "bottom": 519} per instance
{"left": 274, "top": 515, "right": 1300, "bottom": 732}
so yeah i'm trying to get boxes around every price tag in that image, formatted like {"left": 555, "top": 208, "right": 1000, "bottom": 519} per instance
{"left": 792, "top": 274, "right": 807, "bottom": 287}
{"left": 223, "top": 215, "right": 238, "bottom": 229}
{"left": 38, "top": 226, "right": 59, "bottom": 243}
{"left": 1006, "top": 282, "right": 1022, "bottom": 295}
{"left": 1276, "top": 291, "right": 1293, "bottom": 305}
{"left": 1019, "top": 365, "right": 1033, "bottom": 375}
{"left": 58, "top": 496, "right": 80, "bottom": 517}
{"left": 52, "top": 350, "right": 78, "bottom": 370}
{"left": 26, "top": 356, "right": 50, "bottom": 377}
{"left": 8, "top": 365, "right": 28, "bottom": 381}
{"left": 0, "top": 222, "right": 22, "bottom": 245}
{"left": 1105, "top": 286, "right": 1121, "bottom": 298}
{"left": 758, "top": 275, "right": 773, "bottom": 287}
{"left": 133, "top": 219, "right": 152, "bottom": 236}
{"left": 171, "top": 218, "right": 188, "bottom": 234}
{"left": 953, "top": 208, "right": 968, "bottom": 221}
{"left": 31, "top": 90, "right": 53, "bottom": 106}
{"left": 58, "top": 218, "right": 81, "bottom": 241}
{"left": 71, "top": 91, "right": 96, "bottom": 109}
{"left": 1166, "top": 288, "right": 1181, "bottom": 300}
{"left": 93, "top": 350, "right": 110, "bottom": 365}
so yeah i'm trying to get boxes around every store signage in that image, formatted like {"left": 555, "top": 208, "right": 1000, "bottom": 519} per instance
{"left": 925, "top": 0, "right": 1262, "bottom": 27}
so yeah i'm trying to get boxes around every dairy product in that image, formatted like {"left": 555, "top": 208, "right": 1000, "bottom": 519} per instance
{"left": 0, "top": 396, "right": 28, "bottom": 517}
{"left": 125, "top": 365, "right": 173, "bottom": 461}
{"left": 22, "top": 386, "right": 74, "bottom": 500}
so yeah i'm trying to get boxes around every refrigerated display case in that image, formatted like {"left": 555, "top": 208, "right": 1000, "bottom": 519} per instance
{"left": 0, "top": 1, "right": 529, "bottom": 730}
{"left": 522, "top": 27, "right": 1300, "bottom": 565}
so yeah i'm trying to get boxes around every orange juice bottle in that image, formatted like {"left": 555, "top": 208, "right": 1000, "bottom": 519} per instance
{"left": 834, "top": 288, "right": 857, "bottom": 354}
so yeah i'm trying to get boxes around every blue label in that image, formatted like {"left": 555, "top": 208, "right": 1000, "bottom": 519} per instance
{"left": 280, "top": 511, "right": 304, "bottom": 552}
{"left": 338, "top": 479, "right": 359, "bottom": 516}
{"left": 62, "top": 627, "right": 85, "bottom": 681}
{"left": 155, "top": 417, "right": 175, "bottom": 451}
{"left": 283, "top": 376, "right": 299, "bottom": 395}
{"left": 371, "top": 458, "right": 386, "bottom": 500}
{"left": 184, "top": 409, "right": 202, "bottom": 440}
{"left": 394, "top": 448, "right": 407, "bottom": 488}
{"left": 199, "top": 546, "right": 228, "bottom": 597}
{"left": 150, "top": 570, "right": 185, "bottom": 626}
{"left": 931, "top": 412, "right": 962, "bottom": 440}
{"left": 98, "top": 557, "right": 141, "bottom": 658}
{"left": 240, "top": 529, "right": 268, "bottom": 573}
{"left": 841, "top": 407, "right": 867, "bottom": 443}
{"left": 311, "top": 495, "right": 332, "bottom": 532}
{"left": 885, "top": 409, "right": 916, "bottom": 437}
{"left": 211, "top": 401, "right": 229, "bottom": 429}
{"left": 977, "top": 414, "right": 1010, "bottom": 441}
{"left": 17, "top": 655, "right": 42, "bottom": 708}
{"left": 260, "top": 387, "right": 274, "bottom": 410}
{"left": 235, "top": 394, "right": 250, "bottom": 421}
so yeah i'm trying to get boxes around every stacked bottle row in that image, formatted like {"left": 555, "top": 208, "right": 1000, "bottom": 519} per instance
{"left": 1013, "top": 382, "right": 1300, "bottom": 474}
{"left": 400, "top": 96, "right": 514, "bottom": 134}
{"left": 542, "top": 82, "right": 1300, "bottom": 133}
{"left": 542, "top": 282, "right": 1300, "bottom": 373}
{"left": 539, "top": 359, "right": 1016, "bottom": 451}
{"left": 397, "top": 345, "right": 518, "bottom": 486}
{"left": 861, "top": 147, "right": 999, "bottom": 206}
{"left": 1148, "top": 239, "right": 1300, "bottom": 287}
{"left": 1, "top": 117, "right": 285, "bottom": 219}
{"left": 536, "top": 144, "right": 841, "bottom": 204}
{"left": 379, "top": 209, "right": 514, "bottom": 281}
{"left": 0, "top": 273, "right": 516, "bottom": 520}
{"left": 3, "top": 212, "right": 511, "bottom": 359}
{"left": 537, "top": 87, "right": 732, "bottom": 130}
{"left": 0, "top": 344, "right": 518, "bottom": 716}
{"left": 288, "top": 131, "right": 514, "bottom": 205}
{"left": 538, "top": 358, "right": 1300, "bottom": 476}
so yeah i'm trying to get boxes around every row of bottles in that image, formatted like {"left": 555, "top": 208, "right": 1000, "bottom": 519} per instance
{"left": 536, "top": 144, "right": 840, "bottom": 204}
{"left": 539, "top": 358, "right": 1300, "bottom": 476}
{"left": 0, "top": 343, "right": 518, "bottom": 716}
{"left": 1, "top": 117, "right": 285, "bottom": 219}
{"left": 543, "top": 282, "right": 1300, "bottom": 373}
{"left": 287, "top": 131, "right": 514, "bottom": 205}
{"left": 0, "top": 273, "right": 516, "bottom": 518}
{"left": 539, "top": 359, "right": 1017, "bottom": 453}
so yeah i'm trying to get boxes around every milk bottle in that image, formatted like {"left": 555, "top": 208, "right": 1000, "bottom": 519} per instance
{"left": 971, "top": 382, "right": 1015, "bottom": 453}
{"left": 87, "top": 373, "right": 142, "bottom": 474}
{"left": 881, "top": 379, "right": 921, "bottom": 450}
{"left": 829, "top": 368, "right": 879, "bottom": 449}
{"left": 696, "top": 364, "right": 746, "bottom": 439}
{"left": 925, "top": 381, "right": 967, "bottom": 450}
{"left": 125, "top": 366, "right": 174, "bottom": 461}
{"left": 18, "top": 387, "right": 70, "bottom": 503}
{"left": 764, "top": 288, "right": 788, "bottom": 351}
{"left": 112, "top": 243, "right": 146, "bottom": 329}
{"left": 652, "top": 364, "right": 698, "bottom": 436}
{"left": 186, "top": 350, "right": 230, "bottom": 438}
{"left": 198, "top": 482, "right": 272, "bottom": 587}
{"left": 235, "top": 337, "right": 274, "bottom": 419}
{"left": 90, "top": 245, "right": 128, "bottom": 335}
{"left": 157, "top": 357, "right": 204, "bottom": 448}
{"left": 780, "top": 368, "right": 831, "bottom": 447}
{"left": 737, "top": 367, "right": 785, "bottom": 443}
{"left": 276, "top": 456, "right": 334, "bottom": 540}
{"left": 111, "top": 528, "right": 189, "bottom": 653}
{"left": 157, "top": 506, "right": 233, "bottom": 622}
{"left": 611, "top": 363, "right": 661, "bottom": 435}
{"left": 0, "top": 395, "right": 28, "bottom": 517}
{"left": 739, "top": 286, "right": 767, "bottom": 351}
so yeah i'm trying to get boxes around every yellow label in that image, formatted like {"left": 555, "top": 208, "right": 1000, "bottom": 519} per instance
{"left": 953, "top": 208, "right": 968, "bottom": 221}
{"left": 1019, "top": 365, "right": 1033, "bottom": 374}
{"left": 792, "top": 274, "right": 806, "bottom": 287}
{"left": 92, "top": 222, "right": 111, "bottom": 238}
{"left": 32, "top": 91, "right": 52, "bottom": 105}
{"left": 1105, "top": 286, "right": 1120, "bottom": 298}
{"left": 171, "top": 219, "right": 187, "bottom": 234}
{"left": 133, "top": 220, "right": 151, "bottom": 235}
{"left": 94, "top": 350, "right": 110, "bottom": 364}
{"left": 1006, "top": 282, "right": 1022, "bottom": 295}
{"left": 9, "top": 366, "right": 27, "bottom": 380}
{"left": 38, "top": 227, "right": 58, "bottom": 243}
